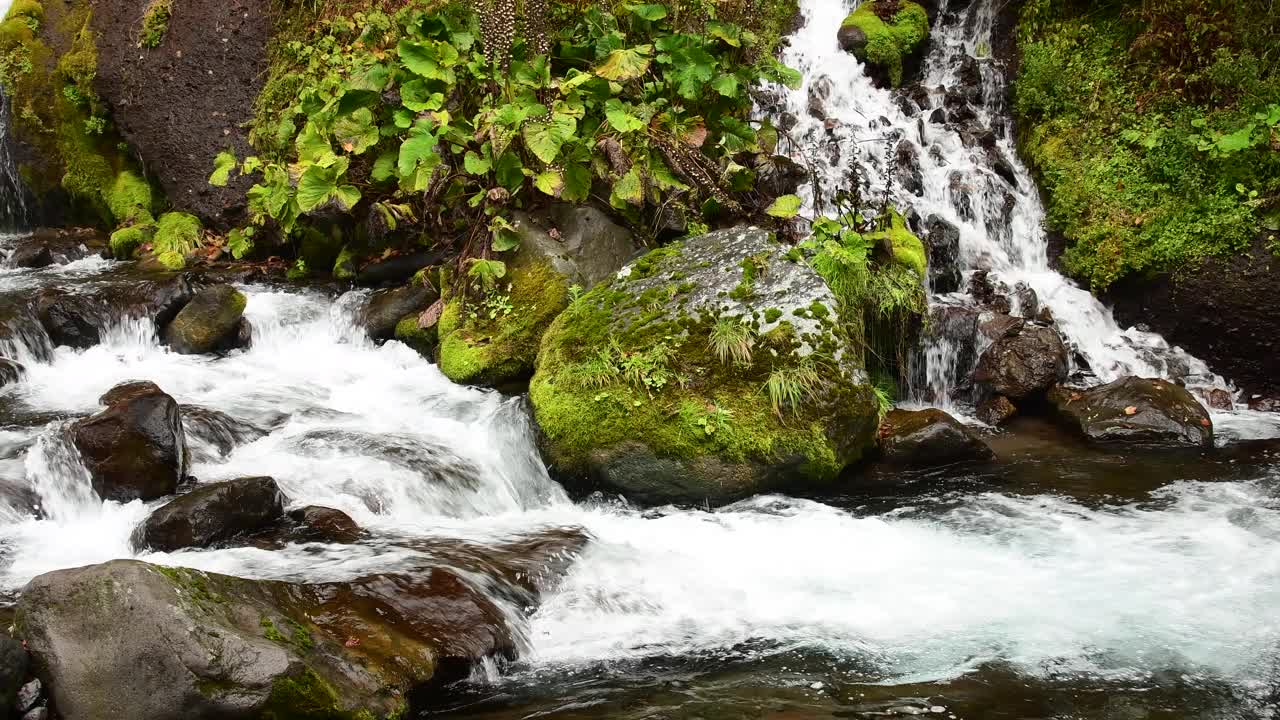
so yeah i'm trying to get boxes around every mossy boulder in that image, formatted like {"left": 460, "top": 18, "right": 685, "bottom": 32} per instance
{"left": 530, "top": 226, "right": 881, "bottom": 505}
{"left": 394, "top": 312, "right": 438, "bottom": 359}
{"left": 163, "top": 283, "right": 247, "bottom": 355}
{"left": 438, "top": 208, "right": 635, "bottom": 387}
{"left": 866, "top": 208, "right": 926, "bottom": 278}
{"left": 838, "top": 0, "right": 930, "bottom": 87}
{"left": 15, "top": 560, "right": 496, "bottom": 720}
{"left": 361, "top": 282, "right": 437, "bottom": 341}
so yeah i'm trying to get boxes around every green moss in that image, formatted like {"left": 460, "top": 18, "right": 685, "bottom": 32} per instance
{"left": 138, "top": 0, "right": 171, "bottom": 48}
{"left": 333, "top": 244, "right": 357, "bottom": 280}
{"left": 154, "top": 211, "right": 202, "bottom": 258}
{"left": 261, "top": 615, "right": 287, "bottom": 644}
{"left": 1014, "top": 0, "right": 1280, "bottom": 290}
{"left": 109, "top": 223, "right": 152, "bottom": 258}
{"left": 6, "top": 0, "right": 42, "bottom": 21}
{"left": 764, "top": 308, "right": 782, "bottom": 323}
{"left": 106, "top": 170, "right": 153, "bottom": 225}
{"left": 841, "top": 1, "right": 929, "bottom": 86}
{"left": 438, "top": 258, "right": 569, "bottom": 385}
{"left": 260, "top": 668, "right": 392, "bottom": 720}
{"left": 865, "top": 208, "right": 926, "bottom": 278}
{"left": 394, "top": 313, "right": 437, "bottom": 358}
{"left": 529, "top": 243, "right": 880, "bottom": 489}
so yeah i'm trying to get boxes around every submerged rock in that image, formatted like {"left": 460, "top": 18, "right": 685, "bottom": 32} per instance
{"left": 973, "top": 322, "right": 1068, "bottom": 400}
{"left": 132, "top": 477, "right": 286, "bottom": 552}
{"left": 15, "top": 559, "right": 518, "bottom": 720}
{"left": 70, "top": 381, "right": 187, "bottom": 502}
{"left": 877, "top": 408, "right": 995, "bottom": 468}
{"left": 531, "top": 226, "right": 881, "bottom": 505}
{"left": 286, "top": 506, "right": 364, "bottom": 544}
{"left": 1048, "top": 377, "right": 1213, "bottom": 448}
{"left": 164, "top": 284, "right": 248, "bottom": 354}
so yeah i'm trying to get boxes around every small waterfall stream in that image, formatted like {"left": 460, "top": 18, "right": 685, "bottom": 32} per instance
{"left": 767, "top": 0, "right": 1235, "bottom": 413}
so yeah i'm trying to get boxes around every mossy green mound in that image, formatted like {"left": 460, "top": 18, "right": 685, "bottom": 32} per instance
{"left": 530, "top": 227, "right": 881, "bottom": 504}
{"left": 840, "top": 1, "right": 929, "bottom": 86}
{"left": 394, "top": 312, "right": 438, "bottom": 359}
{"left": 152, "top": 211, "right": 202, "bottom": 270}
{"left": 867, "top": 208, "right": 926, "bottom": 279}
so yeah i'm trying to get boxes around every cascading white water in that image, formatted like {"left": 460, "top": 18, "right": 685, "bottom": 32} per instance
{"left": 767, "top": 0, "right": 1243, "bottom": 415}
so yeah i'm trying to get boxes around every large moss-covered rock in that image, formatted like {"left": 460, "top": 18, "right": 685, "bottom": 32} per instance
{"left": 530, "top": 226, "right": 881, "bottom": 505}
{"left": 163, "top": 284, "right": 247, "bottom": 354}
{"left": 1048, "top": 376, "right": 1214, "bottom": 448}
{"left": 838, "top": 1, "right": 930, "bottom": 87}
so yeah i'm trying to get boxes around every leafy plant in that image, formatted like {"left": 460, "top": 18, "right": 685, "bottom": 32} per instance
{"left": 764, "top": 362, "right": 823, "bottom": 417}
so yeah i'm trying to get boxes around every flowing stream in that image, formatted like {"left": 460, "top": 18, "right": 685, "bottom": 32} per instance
{"left": 0, "top": 0, "right": 1277, "bottom": 717}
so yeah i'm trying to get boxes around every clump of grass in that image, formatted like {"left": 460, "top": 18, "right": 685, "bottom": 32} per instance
{"left": 764, "top": 362, "right": 824, "bottom": 417}
{"left": 709, "top": 316, "right": 755, "bottom": 365}
{"left": 139, "top": 0, "right": 173, "bottom": 49}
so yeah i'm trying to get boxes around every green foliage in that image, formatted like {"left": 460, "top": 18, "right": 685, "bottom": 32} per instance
{"left": 1015, "top": 0, "right": 1280, "bottom": 289}
{"left": 841, "top": 1, "right": 929, "bottom": 87}
{"left": 239, "top": 0, "right": 800, "bottom": 261}
{"left": 764, "top": 361, "right": 822, "bottom": 417}
{"left": 109, "top": 223, "right": 150, "bottom": 259}
{"left": 138, "top": 0, "right": 172, "bottom": 49}
{"left": 765, "top": 193, "right": 802, "bottom": 218}
{"left": 106, "top": 170, "right": 153, "bottom": 225}
{"left": 227, "top": 226, "right": 255, "bottom": 259}
{"left": 208, "top": 150, "right": 236, "bottom": 187}
{"left": 152, "top": 212, "right": 202, "bottom": 268}
{"left": 708, "top": 316, "right": 754, "bottom": 365}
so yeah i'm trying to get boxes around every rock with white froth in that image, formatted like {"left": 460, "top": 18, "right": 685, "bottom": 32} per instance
{"left": 973, "top": 322, "right": 1068, "bottom": 401}
{"left": 1048, "top": 377, "right": 1213, "bottom": 448}
{"left": 164, "top": 284, "right": 249, "bottom": 354}
{"left": 131, "top": 477, "right": 286, "bottom": 552}
{"left": 70, "top": 381, "right": 187, "bottom": 502}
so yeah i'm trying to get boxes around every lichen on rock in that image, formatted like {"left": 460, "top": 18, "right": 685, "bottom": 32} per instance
{"left": 530, "top": 226, "right": 881, "bottom": 505}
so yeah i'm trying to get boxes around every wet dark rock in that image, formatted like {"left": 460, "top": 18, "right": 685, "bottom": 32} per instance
{"left": 837, "top": 24, "right": 868, "bottom": 55}
{"left": 4, "top": 228, "right": 104, "bottom": 269}
{"left": 523, "top": 205, "right": 638, "bottom": 289}
{"left": 16, "top": 558, "right": 526, "bottom": 720}
{"left": 362, "top": 283, "right": 437, "bottom": 341}
{"left": 978, "top": 312, "right": 1023, "bottom": 342}
{"left": 954, "top": 55, "right": 983, "bottom": 103}
{"left": 895, "top": 142, "right": 924, "bottom": 195}
{"left": 1013, "top": 283, "right": 1039, "bottom": 319}
{"left": 807, "top": 76, "right": 833, "bottom": 121}
{"left": 756, "top": 155, "right": 809, "bottom": 199}
{"left": 978, "top": 394, "right": 1018, "bottom": 425}
{"left": 22, "top": 708, "right": 48, "bottom": 720}
{"left": 180, "top": 406, "right": 268, "bottom": 462}
{"left": 132, "top": 477, "right": 286, "bottom": 552}
{"left": 0, "top": 358, "right": 24, "bottom": 388}
{"left": 948, "top": 171, "right": 975, "bottom": 221}
{"left": 1206, "top": 388, "right": 1234, "bottom": 410}
{"left": 923, "top": 214, "right": 961, "bottom": 293}
{"left": 1048, "top": 377, "right": 1213, "bottom": 448}
{"left": 34, "top": 289, "right": 100, "bottom": 349}
{"left": 1249, "top": 397, "right": 1280, "bottom": 413}
{"left": 163, "top": 284, "right": 248, "bottom": 355}
{"left": 969, "top": 269, "right": 1011, "bottom": 314}
{"left": 15, "top": 677, "right": 40, "bottom": 714}
{"left": 287, "top": 506, "right": 364, "bottom": 544}
{"left": 943, "top": 89, "right": 977, "bottom": 123}
{"left": 990, "top": 150, "right": 1020, "bottom": 188}
{"left": 355, "top": 247, "right": 449, "bottom": 287}
{"left": 0, "top": 633, "right": 28, "bottom": 714}
{"left": 973, "top": 323, "right": 1069, "bottom": 400}
{"left": 70, "top": 381, "right": 187, "bottom": 502}
{"left": 877, "top": 408, "right": 995, "bottom": 469}
{"left": 1106, "top": 234, "right": 1280, "bottom": 398}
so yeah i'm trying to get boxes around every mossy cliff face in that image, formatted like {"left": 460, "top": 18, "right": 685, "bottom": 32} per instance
{"left": 14, "top": 559, "right": 520, "bottom": 720}
{"left": 838, "top": 1, "right": 929, "bottom": 87}
{"left": 529, "top": 226, "right": 881, "bottom": 505}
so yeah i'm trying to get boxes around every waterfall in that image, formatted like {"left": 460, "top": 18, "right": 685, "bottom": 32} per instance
{"left": 0, "top": 88, "right": 31, "bottom": 232}
{"left": 765, "top": 0, "right": 1234, "bottom": 412}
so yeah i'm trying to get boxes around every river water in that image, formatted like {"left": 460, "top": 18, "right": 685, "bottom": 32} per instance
{"left": 0, "top": 0, "right": 1277, "bottom": 717}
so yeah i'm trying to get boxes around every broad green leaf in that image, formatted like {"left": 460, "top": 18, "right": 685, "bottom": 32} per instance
{"left": 336, "top": 89, "right": 381, "bottom": 115}
{"left": 371, "top": 151, "right": 397, "bottom": 182}
{"left": 522, "top": 114, "right": 577, "bottom": 164}
{"left": 464, "top": 151, "right": 492, "bottom": 175}
{"left": 1215, "top": 124, "right": 1256, "bottom": 154}
{"left": 595, "top": 45, "right": 653, "bottom": 81}
{"left": 208, "top": 151, "right": 236, "bottom": 187}
{"left": 627, "top": 3, "right": 667, "bottom": 20}
{"left": 650, "top": 157, "right": 689, "bottom": 191}
{"left": 766, "top": 194, "right": 803, "bottom": 218}
{"left": 605, "top": 99, "right": 646, "bottom": 133}
{"left": 495, "top": 151, "right": 524, "bottom": 191}
{"left": 398, "top": 126, "right": 440, "bottom": 178}
{"left": 562, "top": 162, "right": 592, "bottom": 202}
{"left": 534, "top": 169, "right": 564, "bottom": 197}
{"left": 513, "top": 56, "right": 551, "bottom": 88}
{"left": 240, "top": 156, "right": 262, "bottom": 175}
{"left": 227, "top": 227, "right": 253, "bottom": 260}
{"left": 559, "top": 70, "right": 596, "bottom": 94}
{"left": 611, "top": 167, "right": 643, "bottom": 208}
{"left": 705, "top": 21, "right": 742, "bottom": 47}
{"left": 710, "top": 74, "right": 739, "bottom": 98}
{"left": 335, "top": 184, "right": 362, "bottom": 210}
{"left": 392, "top": 108, "right": 415, "bottom": 129}
{"left": 333, "top": 107, "right": 379, "bottom": 155}
{"left": 401, "top": 79, "right": 446, "bottom": 112}
{"left": 297, "top": 165, "right": 339, "bottom": 211}
{"left": 398, "top": 40, "right": 457, "bottom": 82}
{"left": 295, "top": 121, "right": 334, "bottom": 166}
